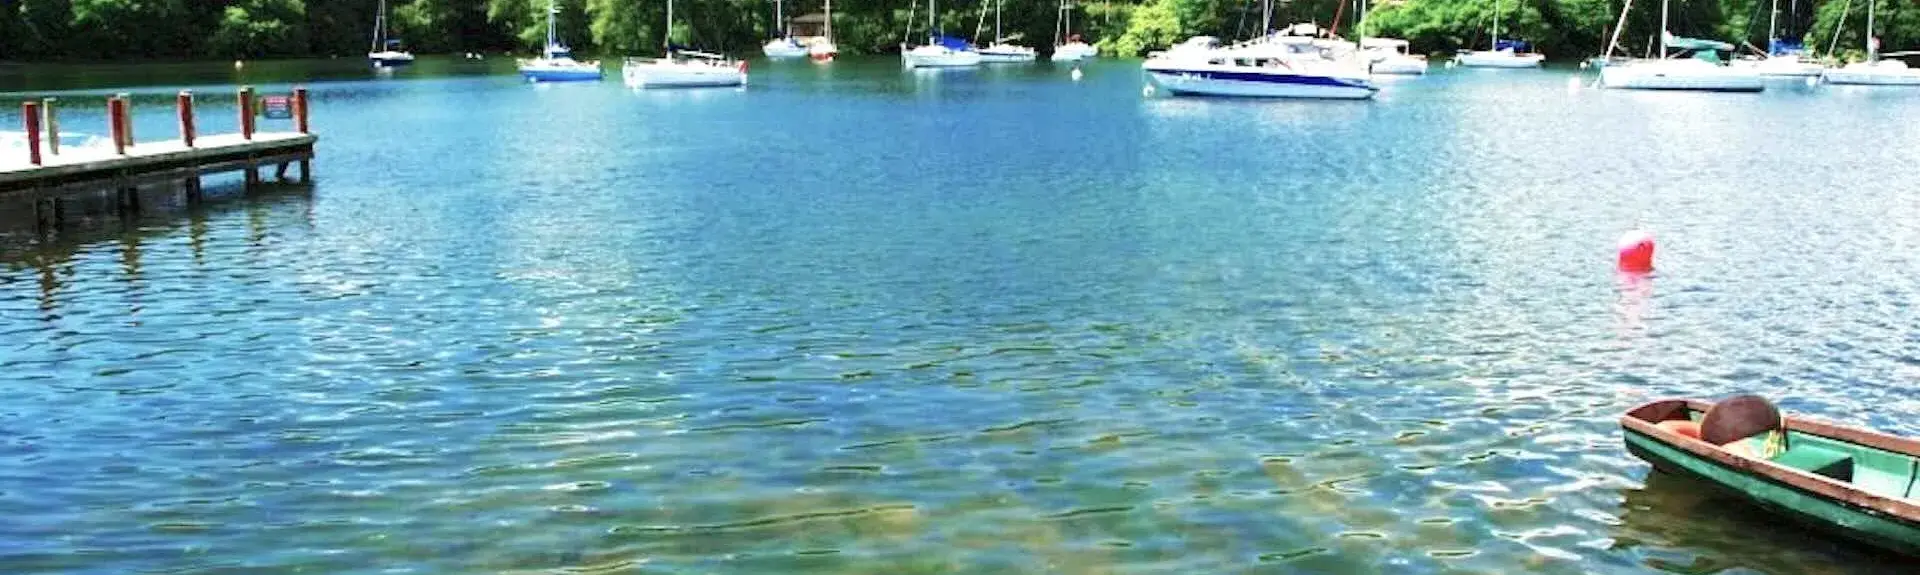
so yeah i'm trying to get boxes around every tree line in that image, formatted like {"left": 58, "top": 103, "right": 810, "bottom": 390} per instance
{"left": 0, "top": 0, "right": 1913, "bottom": 61}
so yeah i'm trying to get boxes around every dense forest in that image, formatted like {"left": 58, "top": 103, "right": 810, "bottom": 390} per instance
{"left": 0, "top": 0, "right": 1914, "bottom": 61}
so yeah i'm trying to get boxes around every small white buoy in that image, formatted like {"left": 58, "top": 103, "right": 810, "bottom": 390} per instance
{"left": 1070, "top": 67, "right": 1083, "bottom": 82}
{"left": 1567, "top": 76, "right": 1583, "bottom": 91}
{"left": 1805, "top": 75, "right": 1819, "bottom": 87}
{"left": 234, "top": 60, "right": 244, "bottom": 69}
{"left": 1142, "top": 84, "right": 1156, "bottom": 97}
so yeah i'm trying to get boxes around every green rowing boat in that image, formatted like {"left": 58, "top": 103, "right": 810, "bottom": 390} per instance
{"left": 1621, "top": 397, "right": 1920, "bottom": 556}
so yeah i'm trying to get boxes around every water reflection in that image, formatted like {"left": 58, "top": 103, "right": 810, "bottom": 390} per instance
{"left": 0, "top": 181, "right": 313, "bottom": 320}
{"left": 1613, "top": 471, "right": 1905, "bottom": 573}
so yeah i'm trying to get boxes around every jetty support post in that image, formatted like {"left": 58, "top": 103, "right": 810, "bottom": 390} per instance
{"left": 41, "top": 98, "right": 59, "bottom": 156}
{"left": 176, "top": 91, "right": 202, "bottom": 202}
{"left": 294, "top": 87, "right": 311, "bottom": 182}
{"left": 23, "top": 101, "right": 42, "bottom": 166}
{"left": 107, "top": 96, "right": 127, "bottom": 156}
{"left": 239, "top": 86, "right": 258, "bottom": 186}
{"left": 115, "top": 92, "right": 134, "bottom": 149}
{"left": 177, "top": 91, "right": 196, "bottom": 148}
{"left": 294, "top": 87, "right": 310, "bottom": 134}
{"left": 238, "top": 86, "right": 256, "bottom": 140}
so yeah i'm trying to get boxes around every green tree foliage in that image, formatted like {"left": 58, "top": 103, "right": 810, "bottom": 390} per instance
{"left": 1, "top": 0, "right": 1917, "bottom": 60}
{"left": 212, "top": 0, "right": 309, "bottom": 58}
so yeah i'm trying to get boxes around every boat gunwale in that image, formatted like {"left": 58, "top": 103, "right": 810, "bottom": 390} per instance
{"left": 1622, "top": 398, "right": 1920, "bottom": 525}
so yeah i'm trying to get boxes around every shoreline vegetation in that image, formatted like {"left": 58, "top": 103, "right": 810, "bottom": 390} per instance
{"left": 0, "top": 0, "right": 1910, "bottom": 63}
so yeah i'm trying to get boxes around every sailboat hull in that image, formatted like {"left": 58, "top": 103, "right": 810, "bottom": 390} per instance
{"left": 1824, "top": 71, "right": 1920, "bottom": 85}
{"left": 979, "top": 45, "right": 1037, "bottom": 63}
{"left": 1052, "top": 43, "right": 1097, "bottom": 61}
{"left": 1455, "top": 51, "right": 1545, "bottom": 68}
{"left": 369, "top": 52, "right": 415, "bottom": 68}
{"left": 623, "top": 60, "right": 748, "bottom": 88}
{"left": 763, "top": 40, "right": 809, "bottom": 59}
{"left": 904, "top": 46, "right": 983, "bottom": 68}
{"left": 1601, "top": 59, "right": 1765, "bottom": 92}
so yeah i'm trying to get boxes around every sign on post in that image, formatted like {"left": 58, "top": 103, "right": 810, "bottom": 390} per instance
{"left": 261, "top": 95, "right": 294, "bottom": 120}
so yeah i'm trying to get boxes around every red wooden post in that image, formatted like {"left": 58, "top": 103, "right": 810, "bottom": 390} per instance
{"left": 23, "top": 101, "right": 42, "bottom": 166}
{"left": 238, "top": 86, "right": 256, "bottom": 140}
{"left": 293, "top": 87, "right": 309, "bottom": 134}
{"left": 177, "top": 91, "right": 196, "bottom": 148}
{"left": 108, "top": 97, "right": 127, "bottom": 156}
{"left": 115, "top": 92, "right": 134, "bottom": 149}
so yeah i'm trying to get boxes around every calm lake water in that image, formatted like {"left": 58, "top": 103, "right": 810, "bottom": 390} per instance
{"left": 4, "top": 56, "right": 1920, "bottom": 573}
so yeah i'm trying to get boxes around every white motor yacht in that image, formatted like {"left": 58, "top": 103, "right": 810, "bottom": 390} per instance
{"left": 1143, "top": 32, "right": 1377, "bottom": 100}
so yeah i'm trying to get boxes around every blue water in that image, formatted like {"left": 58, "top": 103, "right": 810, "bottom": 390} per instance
{"left": 4, "top": 58, "right": 1920, "bottom": 573}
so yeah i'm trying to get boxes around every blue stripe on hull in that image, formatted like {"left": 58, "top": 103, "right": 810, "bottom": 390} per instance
{"left": 1145, "top": 68, "right": 1378, "bottom": 99}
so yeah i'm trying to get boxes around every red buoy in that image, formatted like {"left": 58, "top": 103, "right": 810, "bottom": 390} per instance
{"left": 1617, "top": 230, "right": 1655, "bottom": 273}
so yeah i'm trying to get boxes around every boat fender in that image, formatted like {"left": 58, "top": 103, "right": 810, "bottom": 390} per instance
{"left": 738, "top": 60, "right": 750, "bottom": 74}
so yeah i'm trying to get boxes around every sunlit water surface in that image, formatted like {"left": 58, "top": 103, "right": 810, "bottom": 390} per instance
{"left": 4, "top": 57, "right": 1920, "bottom": 573}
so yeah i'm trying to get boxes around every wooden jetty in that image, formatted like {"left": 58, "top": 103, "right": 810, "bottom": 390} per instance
{"left": 3, "top": 86, "right": 317, "bottom": 229}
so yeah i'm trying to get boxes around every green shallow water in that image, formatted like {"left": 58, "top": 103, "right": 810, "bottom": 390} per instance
{"left": 3, "top": 57, "right": 1920, "bottom": 573}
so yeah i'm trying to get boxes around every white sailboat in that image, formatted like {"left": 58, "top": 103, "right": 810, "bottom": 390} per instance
{"left": 1599, "top": 0, "right": 1763, "bottom": 92}
{"left": 763, "top": 0, "right": 809, "bottom": 58}
{"left": 1052, "top": 0, "right": 1097, "bottom": 60}
{"left": 368, "top": 0, "right": 415, "bottom": 68}
{"left": 625, "top": 0, "right": 749, "bottom": 87}
{"left": 1455, "top": 0, "right": 1545, "bottom": 67}
{"left": 1729, "top": 0, "right": 1824, "bottom": 76}
{"left": 902, "top": 0, "right": 983, "bottom": 68}
{"left": 517, "top": 0, "right": 603, "bottom": 82}
{"left": 976, "top": 0, "right": 1037, "bottom": 62}
{"left": 1355, "top": 0, "right": 1426, "bottom": 74}
{"left": 1822, "top": 0, "right": 1920, "bottom": 85}
{"left": 810, "top": 0, "right": 839, "bottom": 61}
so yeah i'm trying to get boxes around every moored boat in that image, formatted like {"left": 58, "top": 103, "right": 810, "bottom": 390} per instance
{"left": 904, "top": 37, "right": 983, "bottom": 68}
{"left": 1622, "top": 396, "right": 1920, "bottom": 555}
{"left": 368, "top": 0, "right": 415, "bottom": 68}
{"left": 1050, "top": 1, "right": 1097, "bottom": 61}
{"left": 518, "top": 0, "right": 603, "bottom": 82}
{"left": 1601, "top": 34, "right": 1764, "bottom": 92}
{"left": 626, "top": 0, "right": 748, "bottom": 87}
{"left": 1820, "top": 0, "right": 1920, "bottom": 86}
{"left": 1455, "top": 0, "right": 1544, "bottom": 68}
{"left": 975, "top": 0, "right": 1036, "bottom": 63}
{"left": 762, "top": 0, "right": 809, "bottom": 58}
{"left": 902, "top": 0, "right": 982, "bottom": 68}
{"left": 809, "top": 0, "right": 839, "bottom": 61}
{"left": 1362, "top": 38, "right": 1428, "bottom": 75}
{"left": 1143, "top": 31, "right": 1376, "bottom": 100}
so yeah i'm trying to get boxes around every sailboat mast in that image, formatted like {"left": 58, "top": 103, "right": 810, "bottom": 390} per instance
{"left": 1866, "top": 0, "right": 1876, "bottom": 60}
{"left": 929, "top": 0, "right": 937, "bottom": 44}
{"left": 995, "top": 0, "right": 1003, "bottom": 40}
{"left": 546, "top": 0, "right": 558, "bottom": 48}
{"left": 825, "top": 0, "right": 833, "bottom": 39}
{"left": 1659, "top": 0, "right": 1669, "bottom": 58}
{"left": 667, "top": 0, "right": 675, "bottom": 51}
{"left": 1767, "top": 0, "right": 1778, "bottom": 45}
{"left": 776, "top": 0, "right": 784, "bottom": 39}
{"left": 1492, "top": 0, "right": 1500, "bottom": 50}
{"left": 1262, "top": 0, "right": 1272, "bottom": 35}
{"left": 372, "top": 0, "right": 385, "bottom": 52}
